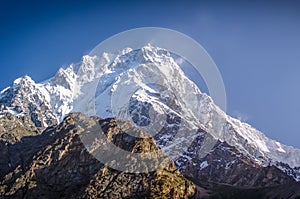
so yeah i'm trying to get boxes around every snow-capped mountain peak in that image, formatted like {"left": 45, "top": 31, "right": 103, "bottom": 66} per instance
{"left": 0, "top": 45, "right": 300, "bottom": 181}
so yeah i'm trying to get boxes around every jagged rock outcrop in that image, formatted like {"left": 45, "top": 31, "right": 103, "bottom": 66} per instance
{"left": 0, "top": 112, "right": 38, "bottom": 144}
{"left": 0, "top": 76, "right": 57, "bottom": 130}
{"left": 0, "top": 113, "right": 198, "bottom": 199}
{"left": 181, "top": 140, "right": 295, "bottom": 187}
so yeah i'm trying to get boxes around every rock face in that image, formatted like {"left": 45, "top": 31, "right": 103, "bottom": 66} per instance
{"left": 182, "top": 141, "right": 295, "bottom": 187}
{"left": 0, "top": 76, "right": 58, "bottom": 130}
{"left": 0, "top": 113, "right": 197, "bottom": 199}
{"left": 0, "top": 112, "right": 38, "bottom": 143}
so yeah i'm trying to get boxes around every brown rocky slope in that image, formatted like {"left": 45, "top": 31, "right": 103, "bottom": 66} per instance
{"left": 0, "top": 113, "right": 200, "bottom": 199}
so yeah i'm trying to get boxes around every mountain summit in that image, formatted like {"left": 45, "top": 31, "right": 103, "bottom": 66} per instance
{"left": 1, "top": 45, "right": 300, "bottom": 186}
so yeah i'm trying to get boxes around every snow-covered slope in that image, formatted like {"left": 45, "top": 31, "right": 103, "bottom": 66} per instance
{"left": 0, "top": 76, "right": 57, "bottom": 129}
{"left": 0, "top": 44, "right": 300, "bottom": 181}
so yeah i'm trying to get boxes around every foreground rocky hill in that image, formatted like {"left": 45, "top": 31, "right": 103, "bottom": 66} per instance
{"left": 0, "top": 113, "right": 200, "bottom": 199}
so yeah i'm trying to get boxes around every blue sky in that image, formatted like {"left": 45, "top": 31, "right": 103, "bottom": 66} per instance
{"left": 0, "top": 0, "right": 300, "bottom": 148}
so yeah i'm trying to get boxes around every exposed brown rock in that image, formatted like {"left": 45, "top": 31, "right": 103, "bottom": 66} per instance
{"left": 0, "top": 112, "right": 38, "bottom": 144}
{"left": 0, "top": 113, "right": 198, "bottom": 199}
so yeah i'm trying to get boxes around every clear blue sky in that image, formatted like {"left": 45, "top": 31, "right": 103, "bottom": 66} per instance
{"left": 1, "top": 0, "right": 300, "bottom": 148}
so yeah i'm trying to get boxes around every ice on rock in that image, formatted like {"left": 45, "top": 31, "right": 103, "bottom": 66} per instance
{"left": 200, "top": 161, "right": 209, "bottom": 170}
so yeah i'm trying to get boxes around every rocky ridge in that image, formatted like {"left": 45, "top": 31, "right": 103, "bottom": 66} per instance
{"left": 0, "top": 113, "right": 198, "bottom": 199}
